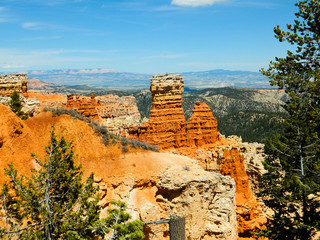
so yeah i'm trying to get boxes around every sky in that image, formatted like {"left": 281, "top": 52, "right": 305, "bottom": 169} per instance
{"left": 0, "top": 0, "right": 298, "bottom": 74}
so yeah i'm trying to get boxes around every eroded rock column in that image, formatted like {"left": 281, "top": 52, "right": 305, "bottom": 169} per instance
{"left": 149, "top": 74, "right": 185, "bottom": 123}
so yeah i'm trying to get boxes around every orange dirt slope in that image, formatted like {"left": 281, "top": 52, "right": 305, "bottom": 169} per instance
{"left": 0, "top": 104, "right": 194, "bottom": 184}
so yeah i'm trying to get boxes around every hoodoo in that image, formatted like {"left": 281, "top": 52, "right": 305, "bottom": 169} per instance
{"left": 129, "top": 74, "right": 220, "bottom": 149}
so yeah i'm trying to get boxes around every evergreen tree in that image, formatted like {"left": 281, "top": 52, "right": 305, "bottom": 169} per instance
{"left": 9, "top": 91, "right": 28, "bottom": 120}
{"left": 0, "top": 128, "right": 102, "bottom": 239}
{"left": 93, "top": 201, "right": 145, "bottom": 240}
{"left": 258, "top": 0, "right": 320, "bottom": 239}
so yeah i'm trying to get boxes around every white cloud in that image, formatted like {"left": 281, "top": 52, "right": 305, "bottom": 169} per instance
{"left": 21, "top": 22, "right": 55, "bottom": 30}
{"left": 0, "top": 18, "right": 9, "bottom": 23}
{"left": 0, "top": 48, "right": 114, "bottom": 72}
{"left": 2, "top": 64, "right": 27, "bottom": 69}
{"left": 171, "top": 0, "right": 228, "bottom": 7}
{"left": 22, "top": 22, "right": 45, "bottom": 30}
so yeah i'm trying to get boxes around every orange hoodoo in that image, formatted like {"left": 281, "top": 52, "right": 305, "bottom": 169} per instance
{"left": 129, "top": 74, "right": 220, "bottom": 149}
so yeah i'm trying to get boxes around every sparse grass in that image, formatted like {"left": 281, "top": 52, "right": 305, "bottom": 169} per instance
{"left": 44, "top": 107, "right": 158, "bottom": 152}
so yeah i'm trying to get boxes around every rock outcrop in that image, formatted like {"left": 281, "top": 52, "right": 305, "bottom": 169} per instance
{"left": 63, "top": 94, "right": 100, "bottom": 119}
{"left": 129, "top": 74, "right": 220, "bottom": 149}
{"left": 0, "top": 74, "right": 28, "bottom": 96}
{"left": 219, "top": 148, "right": 265, "bottom": 238}
{"left": 96, "top": 95, "right": 141, "bottom": 135}
{"left": 62, "top": 93, "right": 141, "bottom": 135}
{"left": 0, "top": 95, "right": 40, "bottom": 117}
{"left": 225, "top": 135, "right": 266, "bottom": 194}
{"left": 185, "top": 101, "right": 220, "bottom": 146}
{"left": 0, "top": 74, "right": 41, "bottom": 117}
{"left": 0, "top": 105, "right": 238, "bottom": 240}
{"left": 100, "top": 161, "right": 238, "bottom": 240}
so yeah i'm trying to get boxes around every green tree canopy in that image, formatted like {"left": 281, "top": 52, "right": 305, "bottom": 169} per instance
{"left": 9, "top": 91, "right": 28, "bottom": 120}
{"left": 0, "top": 127, "right": 102, "bottom": 239}
{"left": 258, "top": 0, "right": 320, "bottom": 239}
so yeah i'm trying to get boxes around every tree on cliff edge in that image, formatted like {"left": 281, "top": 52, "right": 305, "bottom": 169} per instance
{"left": 0, "top": 127, "right": 102, "bottom": 239}
{"left": 9, "top": 90, "right": 28, "bottom": 120}
{"left": 0, "top": 127, "right": 145, "bottom": 239}
{"left": 257, "top": 0, "right": 320, "bottom": 239}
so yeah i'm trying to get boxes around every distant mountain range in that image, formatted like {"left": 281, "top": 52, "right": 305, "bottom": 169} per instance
{"left": 21, "top": 68, "right": 271, "bottom": 90}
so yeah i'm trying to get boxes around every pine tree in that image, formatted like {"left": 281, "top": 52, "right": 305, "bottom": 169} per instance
{"left": 0, "top": 128, "right": 102, "bottom": 239}
{"left": 94, "top": 201, "right": 145, "bottom": 240}
{"left": 9, "top": 91, "right": 28, "bottom": 120}
{"left": 258, "top": 0, "right": 320, "bottom": 239}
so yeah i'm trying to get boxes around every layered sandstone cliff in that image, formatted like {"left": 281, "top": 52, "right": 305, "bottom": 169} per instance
{"left": 185, "top": 101, "right": 220, "bottom": 146}
{"left": 129, "top": 74, "right": 220, "bottom": 149}
{"left": 0, "top": 74, "right": 28, "bottom": 96}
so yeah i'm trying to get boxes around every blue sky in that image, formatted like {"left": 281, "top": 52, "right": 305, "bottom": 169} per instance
{"left": 0, "top": 0, "right": 297, "bottom": 74}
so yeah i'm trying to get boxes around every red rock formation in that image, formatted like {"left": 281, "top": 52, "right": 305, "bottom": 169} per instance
{"left": 63, "top": 94, "right": 100, "bottom": 119}
{"left": 129, "top": 74, "right": 220, "bottom": 149}
{"left": 185, "top": 101, "right": 220, "bottom": 146}
{"left": 219, "top": 147, "right": 266, "bottom": 238}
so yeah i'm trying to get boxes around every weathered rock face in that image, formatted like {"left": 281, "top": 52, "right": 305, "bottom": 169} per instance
{"left": 219, "top": 148, "right": 266, "bottom": 238}
{"left": 98, "top": 161, "right": 238, "bottom": 240}
{"left": 185, "top": 101, "right": 220, "bottom": 146}
{"left": 63, "top": 94, "right": 100, "bottom": 119}
{"left": 171, "top": 144, "right": 266, "bottom": 239}
{"left": 96, "top": 95, "right": 141, "bottom": 135}
{"left": 127, "top": 73, "right": 267, "bottom": 238}
{"left": 129, "top": 74, "right": 220, "bottom": 149}
{"left": 149, "top": 74, "right": 185, "bottom": 123}
{"left": 20, "top": 96, "right": 40, "bottom": 117}
{"left": 0, "top": 95, "right": 40, "bottom": 117}
{"left": 226, "top": 135, "right": 266, "bottom": 194}
{"left": 0, "top": 74, "right": 28, "bottom": 96}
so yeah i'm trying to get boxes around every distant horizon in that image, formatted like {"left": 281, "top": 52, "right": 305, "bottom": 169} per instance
{"left": 1, "top": 67, "right": 264, "bottom": 76}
